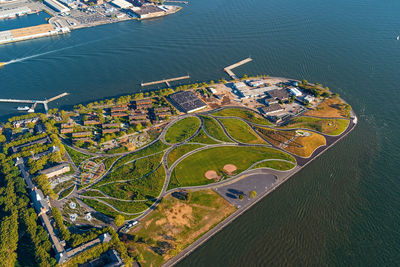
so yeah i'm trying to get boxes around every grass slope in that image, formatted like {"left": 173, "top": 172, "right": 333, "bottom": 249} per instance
{"left": 96, "top": 166, "right": 166, "bottom": 201}
{"left": 189, "top": 129, "right": 219, "bottom": 144}
{"left": 212, "top": 108, "right": 272, "bottom": 125}
{"left": 165, "top": 117, "right": 201, "bottom": 143}
{"left": 167, "top": 144, "right": 204, "bottom": 167}
{"left": 113, "top": 140, "right": 169, "bottom": 169}
{"left": 280, "top": 116, "right": 349, "bottom": 135}
{"left": 65, "top": 146, "right": 91, "bottom": 167}
{"left": 201, "top": 116, "right": 232, "bottom": 142}
{"left": 172, "top": 146, "right": 295, "bottom": 187}
{"left": 220, "top": 118, "right": 266, "bottom": 144}
{"left": 252, "top": 160, "right": 295, "bottom": 171}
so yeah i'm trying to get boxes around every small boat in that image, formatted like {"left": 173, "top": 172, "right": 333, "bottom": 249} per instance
{"left": 17, "top": 106, "right": 31, "bottom": 111}
{"left": 397, "top": 36, "right": 400, "bottom": 41}
{"left": 0, "top": 62, "right": 5, "bottom": 67}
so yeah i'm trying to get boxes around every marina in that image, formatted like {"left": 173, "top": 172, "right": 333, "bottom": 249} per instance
{"left": 223, "top": 57, "right": 253, "bottom": 79}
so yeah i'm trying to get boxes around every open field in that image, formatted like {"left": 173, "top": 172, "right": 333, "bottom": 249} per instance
{"left": 220, "top": 118, "right": 267, "bottom": 144}
{"left": 201, "top": 116, "right": 232, "bottom": 142}
{"left": 96, "top": 166, "right": 166, "bottom": 201}
{"left": 305, "top": 97, "right": 350, "bottom": 118}
{"left": 212, "top": 108, "right": 273, "bottom": 125}
{"left": 189, "top": 129, "right": 219, "bottom": 144}
{"left": 251, "top": 160, "right": 296, "bottom": 171}
{"left": 125, "top": 190, "right": 236, "bottom": 267}
{"left": 279, "top": 116, "right": 350, "bottom": 135}
{"left": 58, "top": 186, "right": 74, "bottom": 200}
{"left": 65, "top": 146, "right": 91, "bottom": 166}
{"left": 81, "top": 190, "right": 106, "bottom": 198}
{"left": 95, "top": 153, "right": 163, "bottom": 186}
{"left": 167, "top": 144, "right": 204, "bottom": 167}
{"left": 81, "top": 198, "right": 138, "bottom": 220}
{"left": 171, "top": 146, "right": 295, "bottom": 187}
{"left": 165, "top": 117, "right": 201, "bottom": 144}
{"left": 113, "top": 140, "right": 169, "bottom": 169}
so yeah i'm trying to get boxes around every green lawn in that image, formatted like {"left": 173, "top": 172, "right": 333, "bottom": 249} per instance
{"left": 81, "top": 198, "right": 138, "bottom": 220}
{"left": 201, "top": 116, "right": 232, "bottom": 142}
{"left": 165, "top": 117, "right": 201, "bottom": 143}
{"left": 96, "top": 166, "right": 166, "bottom": 201}
{"left": 65, "top": 146, "right": 91, "bottom": 167}
{"left": 251, "top": 160, "right": 296, "bottom": 171}
{"left": 167, "top": 144, "right": 204, "bottom": 167}
{"left": 81, "top": 190, "right": 106, "bottom": 198}
{"left": 58, "top": 185, "right": 75, "bottom": 200}
{"left": 280, "top": 116, "right": 350, "bottom": 135}
{"left": 113, "top": 140, "right": 169, "bottom": 169}
{"left": 212, "top": 108, "right": 273, "bottom": 125}
{"left": 95, "top": 153, "right": 163, "bottom": 186}
{"left": 100, "top": 199, "right": 155, "bottom": 214}
{"left": 189, "top": 129, "right": 219, "bottom": 144}
{"left": 220, "top": 118, "right": 267, "bottom": 144}
{"left": 171, "top": 146, "right": 295, "bottom": 187}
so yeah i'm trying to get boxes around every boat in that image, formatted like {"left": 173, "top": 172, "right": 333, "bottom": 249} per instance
{"left": 17, "top": 106, "right": 31, "bottom": 111}
{"left": 397, "top": 36, "right": 400, "bottom": 41}
{"left": 0, "top": 62, "right": 5, "bottom": 67}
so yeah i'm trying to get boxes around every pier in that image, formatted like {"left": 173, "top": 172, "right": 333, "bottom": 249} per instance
{"left": 164, "top": 0, "right": 189, "bottom": 4}
{"left": 141, "top": 75, "right": 190, "bottom": 87}
{"left": 0, "top": 92, "right": 69, "bottom": 114}
{"left": 224, "top": 57, "right": 253, "bottom": 79}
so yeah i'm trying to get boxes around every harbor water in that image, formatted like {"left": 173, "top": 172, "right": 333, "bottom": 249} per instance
{"left": 1, "top": 0, "right": 400, "bottom": 265}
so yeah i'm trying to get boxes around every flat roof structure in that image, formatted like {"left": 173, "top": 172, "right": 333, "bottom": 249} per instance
{"left": 111, "top": 0, "right": 132, "bottom": 9}
{"left": 266, "top": 89, "right": 290, "bottom": 100}
{"left": 169, "top": 91, "right": 207, "bottom": 113}
{"left": 0, "top": 6, "right": 31, "bottom": 20}
{"left": 44, "top": 0, "right": 70, "bottom": 13}
{"left": 260, "top": 103, "right": 284, "bottom": 115}
{"left": 129, "top": 5, "right": 165, "bottom": 19}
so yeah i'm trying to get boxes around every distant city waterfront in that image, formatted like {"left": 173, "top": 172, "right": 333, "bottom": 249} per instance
{"left": 1, "top": 0, "right": 400, "bottom": 265}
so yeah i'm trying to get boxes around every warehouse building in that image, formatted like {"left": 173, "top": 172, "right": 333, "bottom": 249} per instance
{"left": 111, "top": 0, "right": 132, "bottom": 9}
{"left": 44, "top": 0, "right": 71, "bottom": 13}
{"left": 39, "top": 163, "right": 70, "bottom": 179}
{"left": 128, "top": 5, "right": 166, "bottom": 19}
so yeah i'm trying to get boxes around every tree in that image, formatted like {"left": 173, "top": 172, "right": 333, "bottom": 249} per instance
{"left": 115, "top": 215, "right": 125, "bottom": 227}
{"left": 249, "top": 190, "right": 257, "bottom": 198}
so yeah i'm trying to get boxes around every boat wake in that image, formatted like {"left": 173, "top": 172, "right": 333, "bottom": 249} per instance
{"left": 3, "top": 37, "right": 109, "bottom": 66}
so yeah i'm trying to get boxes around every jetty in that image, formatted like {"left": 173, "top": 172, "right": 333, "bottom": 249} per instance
{"left": 164, "top": 0, "right": 189, "bottom": 4}
{"left": 141, "top": 75, "right": 190, "bottom": 87}
{"left": 0, "top": 92, "right": 69, "bottom": 114}
{"left": 224, "top": 57, "right": 253, "bottom": 79}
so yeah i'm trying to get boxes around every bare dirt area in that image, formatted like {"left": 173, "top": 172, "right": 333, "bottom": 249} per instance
{"left": 205, "top": 170, "right": 219, "bottom": 179}
{"left": 125, "top": 190, "right": 236, "bottom": 267}
{"left": 305, "top": 98, "right": 349, "bottom": 118}
{"left": 223, "top": 164, "right": 237, "bottom": 174}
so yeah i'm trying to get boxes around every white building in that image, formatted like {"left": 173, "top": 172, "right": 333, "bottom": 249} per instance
{"left": 111, "top": 0, "right": 132, "bottom": 9}
{"left": 289, "top": 87, "right": 303, "bottom": 97}
{"left": 247, "top": 80, "right": 265, "bottom": 87}
{"left": 44, "top": 0, "right": 71, "bottom": 13}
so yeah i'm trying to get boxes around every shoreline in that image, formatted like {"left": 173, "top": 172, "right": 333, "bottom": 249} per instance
{"left": 162, "top": 110, "right": 357, "bottom": 266}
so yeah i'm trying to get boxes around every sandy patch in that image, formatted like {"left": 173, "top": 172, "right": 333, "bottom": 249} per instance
{"left": 205, "top": 170, "right": 218, "bottom": 179}
{"left": 223, "top": 164, "right": 237, "bottom": 174}
{"left": 164, "top": 203, "right": 193, "bottom": 227}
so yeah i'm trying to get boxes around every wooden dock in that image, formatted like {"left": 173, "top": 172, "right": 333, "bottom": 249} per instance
{"left": 224, "top": 57, "right": 253, "bottom": 79}
{"left": 141, "top": 75, "right": 190, "bottom": 87}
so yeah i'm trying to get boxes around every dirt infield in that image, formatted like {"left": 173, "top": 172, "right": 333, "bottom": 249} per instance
{"left": 205, "top": 170, "right": 218, "bottom": 179}
{"left": 223, "top": 164, "right": 237, "bottom": 174}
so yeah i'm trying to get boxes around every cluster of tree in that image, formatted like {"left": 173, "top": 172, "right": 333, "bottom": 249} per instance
{"left": 33, "top": 174, "right": 56, "bottom": 199}
{"left": 52, "top": 207, "right": 71, "bottom": 241}
{"left": 28, "top": 150, "right": 62, "bottom": 175}
{"left": 3, "top": 133, "right": 47, "bottom": 154}
{"left": 9, "top": 142, "right": 58, "bottom": 160}
{"left": 7, "top": 113, "right": 43, "bottom": 123}
{"left": 298, "top": 80, "right": 331, "bottom": 98}
{"left": 0, "top": 155, "right": 54, "bottom": 266}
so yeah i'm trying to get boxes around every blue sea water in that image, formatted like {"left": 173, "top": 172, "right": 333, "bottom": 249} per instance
{"left": 1, "top": 0, "right": 400, "bottom": 265}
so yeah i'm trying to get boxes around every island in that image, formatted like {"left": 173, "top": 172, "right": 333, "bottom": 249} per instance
{"left": 0, "top": 74, "right": 356, "bottom": 266}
